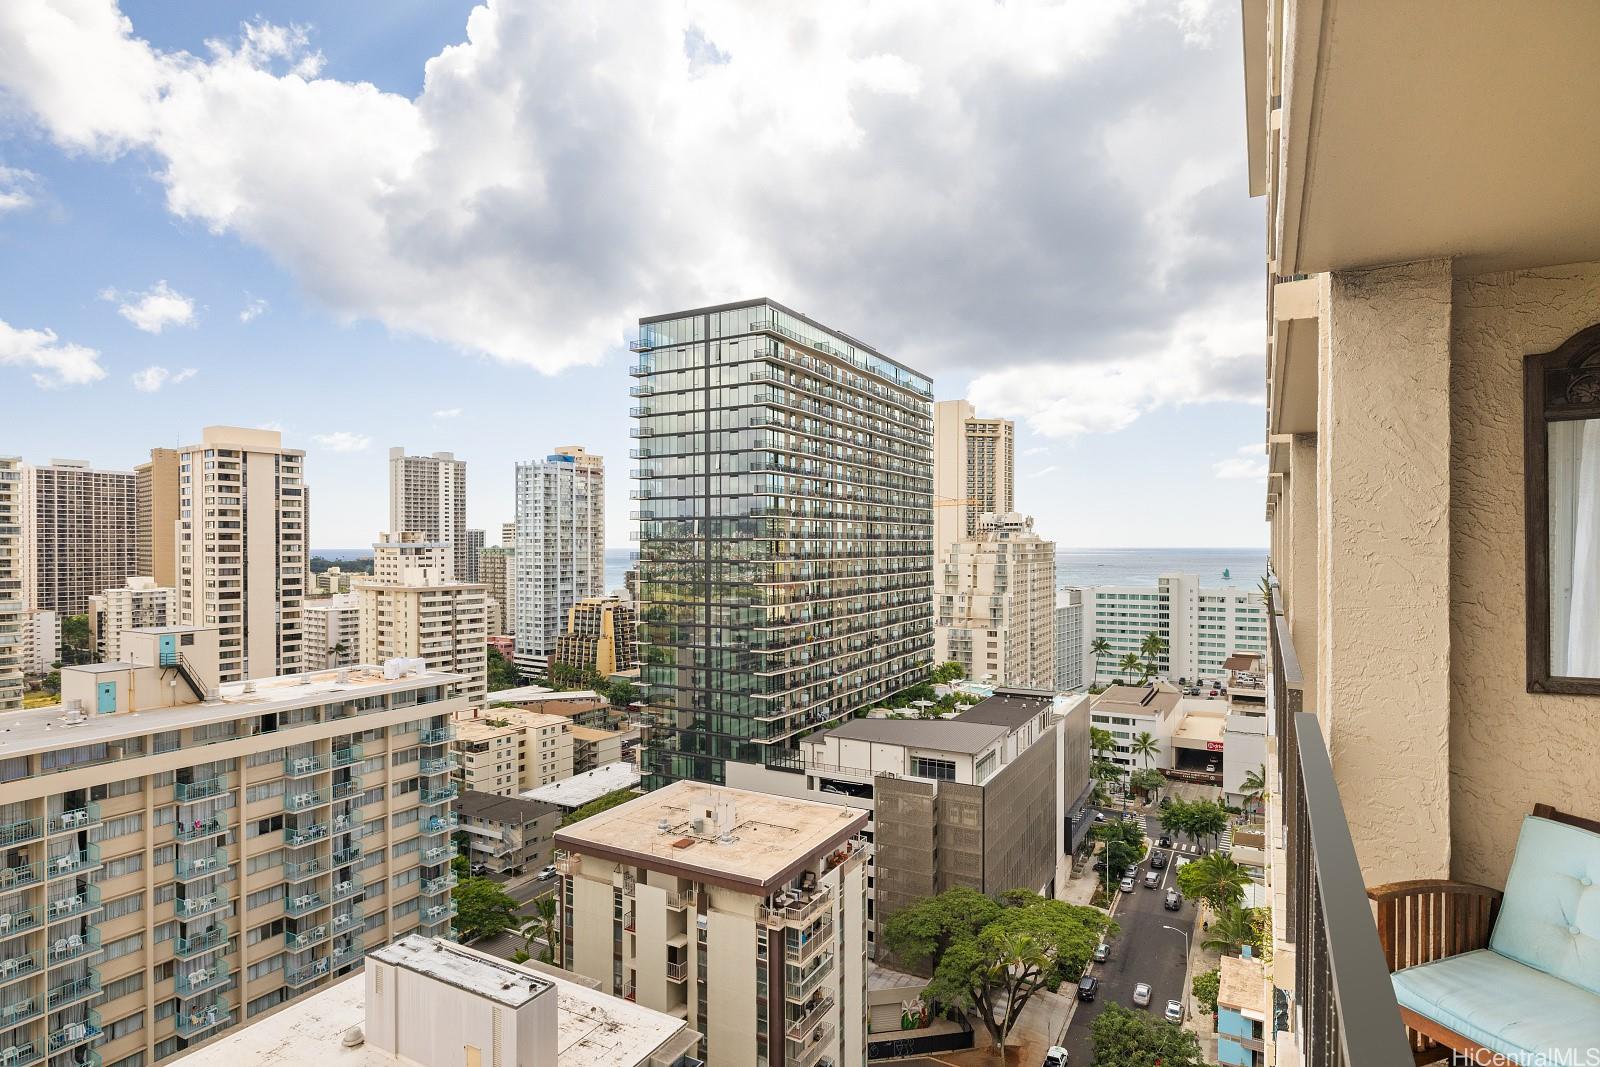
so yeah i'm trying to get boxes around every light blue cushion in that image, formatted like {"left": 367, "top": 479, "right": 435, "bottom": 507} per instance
{"left": 1391, "top": 949, "right": 1600, "bottom": 1064}
{"left": 1489, "top": 815, "right": 1600, "bottom": 996}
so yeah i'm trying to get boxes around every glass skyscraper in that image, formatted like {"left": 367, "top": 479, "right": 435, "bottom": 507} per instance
{"left": 630, "top": 300, "right": 935, "bottom": 785}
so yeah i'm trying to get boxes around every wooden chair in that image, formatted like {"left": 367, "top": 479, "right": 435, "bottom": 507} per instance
{"left": 1367, "top": 804, "right": 1600, "bottom": 1065}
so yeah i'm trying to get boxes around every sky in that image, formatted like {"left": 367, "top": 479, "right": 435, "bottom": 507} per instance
{"left": 0, "top": 0, "right": 1269, "bottom": 551}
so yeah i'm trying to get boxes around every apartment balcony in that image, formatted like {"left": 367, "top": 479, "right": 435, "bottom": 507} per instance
{"left": 0, "top": 994, "right": 40, "bottom": 1029}
{"left": 285, "top": 924, "right": 330, "bottom": 952}
{"left": 176, "top": 966, "right": 230, "bottom": 999}
{"left": 176, "top": 893, "right": 226, "bottom": 921}
{"left": 330, "top": 845, "right": 362, "bottom": 868}
{"left": 330, "top": 810, "right": 363, "bottom": 834}
{"left": 418, "top": 757, "right": 454, "bottom": 776}
{"left": 786, "top": 994, "right": 835, "bottom": 1043}
{"left": 329, "top": 907, "right": 363, "bottom": 936}
{"left": 0, "top": 863, "right": 37, "bottom": 893}
{"left": 283, "top": 789, "right": 324, "bottom": 813}
{"left": 761, "top": 886, "right": 832, "bottom": 929}
{"left": 47, "top": 804, "right": 101, "bottom": 836}
{"left": 284, "top": 824, "right": 329, "bottom": 848}
{"left": 284, "top": 755, "right": 326, "bottom": 778}
{"left": 331, "top": 744, "right": 363, "bottom": 768}
{"left": 420, "top": 786, "right": 458, "bottom": 806}
{"left": 785, "top": 919, "right": 833, "bottom": 966}
{"left": 174, "top": 999, "right": 230, "bottom": 1039}
{"left": 331, "top": 941, "right": 364, "bottom": 968}
{"left": 174, "top": 925, "right": 227, "bottom": 959}
{"left": 174, "top": 850, "right": 227, "bottom": 882}
{"left": 284, "top": 857, "right": 328, "bottom": 884}
{"left": 0, "top": 818, "right": 41, "bottom": 849}
{"left": 331, "top": 875, "right": 362, "bottom": 902}
{"left": 420, "top": 874, "right": 457, "bottom": 897}
{"left": 46, "top": 886, "right": 101, "bottom": 923}
{"left": 331, "top": 780, "right": 362, "bottom": 801}
{"left": 0, "top": 907, "right": 38, "bottom": 943}
{"left": 0, "top": 953, "right": 36, "bottom": 987}
{"left": 784, "top": 953, "right": 835, "bottom": 1003}
{"left": 788, "top": 1022, "right": 836, "bottom": 1067}
{"left": 283, "top": 891, "right": 327, "bottom": 918}
{"left": 44, "top": 1011, "right": 100, "bottom": 1055}
{"left": 174, "top": 817, "right": 225, "bottom": 843}
{"left": 174, "top": 777, "right": 227, "bottom": 803}
{"left": 420, "top": 900, "right": 457, "bottom": 924}
{"left": 418, "top": 727, "right": 454, "bottom": 745}
{"left": 45, "top": 972, "right": 100, "bottom": 1012}
{"left": 421, "top": 815, "right": 457, "bottom": 836}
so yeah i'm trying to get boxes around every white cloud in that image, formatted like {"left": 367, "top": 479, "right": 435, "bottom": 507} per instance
{"left": 130, "top": 365, "right": 197, "bottom": 392}
{"left": 0, "top": 165, "right": 39, "bottom": 213}
{"left": 0, "top": 1, "right": 1254, "bottom": 393}
{"left": 0, "top": 316, "right": 105, "bottom": 388}
{"left": 103, "top": 280, "right": 196, "bottom": 333}
{"left": 239, "top": 297, "right": 267, "bottom": 322}
{"left": 432, "top": 407, "right": 462, "bottom": 419}
{"left": 312, "top": 431, "right": 371, "bottom": 452}
{"left": 1213, "top": 444, "right": 1267, "bottom": 481}
{"left": 1025, "top": 465, "right": 1060, "bottom": 479}
{"left": 1020, "top": 446, "right": 1049, "bottom": 457}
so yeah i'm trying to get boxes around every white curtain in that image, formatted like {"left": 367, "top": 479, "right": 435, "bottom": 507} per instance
{"left": 1548, "top": 418, "right": 1600, "bottom": 676}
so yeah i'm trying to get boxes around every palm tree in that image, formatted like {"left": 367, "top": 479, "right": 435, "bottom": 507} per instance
{"left": 1200, "top": 904, "right": 1259, "bottom": 955}
{"left": 1130, "top": 731, "right": 1159, "bottom": 770}
{"left": 1138, "top": 631, "right": 1168, "bottom": 680}
{"left": 1089, "top": 637, "right": 1111, "bottom": 686}
{"left": 1258, "top": 575, "right": 1276, "bottom": 616}
{"left": 1117, "top": 652, "right": 1142, "bottom": 684}
{"left": 1241, "top": 764, "right": 1267, "bottom": 815}
{"left": 521, "top": 896, "right": 560, "bottom": 964}
{"left": 1177, "top": 852, "right": 1251, "bottom": 913}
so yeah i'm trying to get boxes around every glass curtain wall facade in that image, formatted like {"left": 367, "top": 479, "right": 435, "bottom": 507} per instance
{"left": 630, "top": 300, "right": 935, "bottom": 785}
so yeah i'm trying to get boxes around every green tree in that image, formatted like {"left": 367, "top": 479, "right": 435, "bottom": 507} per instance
{"left": 1241, "top": 764, "right": 1267, "bottom": 814}
{"left": 1129, "top": 768, "right": 1164, "bottom": 800}
{"left": 607, "top": 679, "right": 640, "bottom": 707}
{"left": 451, "top": 854, "right": 469, "bottom": 879}
{"left": 1129, "top": 731, "right": 1159, "bottom": 770}
{"left": 1188, "top": 800, "right": 1230, "bottom": 849}
{"left": 1201, "top": 905, "right": 1264, "bottom": 957}
{"left": 1138, "top": 631, "right": 1168, "bottom": 680}
{"left": 1090, "top": 727, "right": 1116, "bottom": 761}
{"left": 453, "top": 877, "right": 522, "bottom": 942}
{"left": 1258, "top": 575, "right": 1276, "bottom": 616}
{"left": 1117, "top": 652, "right": 1143, "bottom": 685}
{"left": 887, "top": 890, "right": 1112, "bottom": 1052}
{"left": 521, "top": 896, "right": 560, "bottom": 964}
{"left": 1177, "top": 852, "right": 1251, "bottom": 913}
{"left": 1090, "top": 1002, "right": 1207, "bottom": 1067}
{"left": 60, "top": 614, "right": 92, "bottom": 666}
{"left": 560, "top": 788, "right": 638, "bottom": 827}
{"left": 881, "top": 886, "right": 1000, "bottom": 970}
{"left": 486, "top": 648, "right": 521, "bottom": 691}
{"left": 1191, "top": 968, "right": 1220, "bottom": 1017}
{"left": 1089, "top": 637, "right": 1111, "bottom": 686}
{"left": 42, "top": 670, "right": 61, "bottom": 696}
{"left": 931, "top": 660, "right": 967, "bottom": 684}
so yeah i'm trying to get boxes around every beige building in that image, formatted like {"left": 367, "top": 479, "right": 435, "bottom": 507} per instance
{"left": 556, "top": 782, "right": 871, "bottom": 1067}
{"left": 1240, "top": 5, "right": 1600, "bottom": 1063}
{"left": 176, "top": 426, "right": 308, "bottom": 683}
{"left": 501, "top": 521, "right": 516, "bottom": 549}
{"left": 134, "top": 448, "right": 181, "bottom": 588}
{"left": 570, "top": 725, "right": 639, "bottom": 774}
{"left": 553, "top": 596, "right": 638, "bottom": 679}
{"left": 307, "top": 567, "right": 361, "bottom": 596}
{"left": 357, "top": 533, "right": 487, "bottom": 712}
{"left": 932, "top": 400, "right": 1014, "bottom": 563}
{"left": 478, "top": 546, "right": 513, "bottom": 635}
{"left": 88, "top": 576, "right": 177, "bottom": 663}
{"left": 934, "top": 512, "right": 1056, "bottom": 689}
{"left": 0, "top": 457, "right": 23, "bottom": 709}
{"left": 176, "top": 935, "right": 702, "bottom": 1067}
{"left": 302, "top": 593, "right": 360, "bottom": 670}
{"left": 452, "top": 708, "right": 574, "bottom": 796}
{"left": 20, "top": 609, "right": 59, "bottom": 678}
{"left": 387, "top": 448, "right": 468, "bottom": 581}
{"left": 21, "top": 459, "right": 139, "bottom": 616}
{"left": 0, "top": 625, "right": 464, "bottom": 1066}
{"left": 457, "top": 792, "right": 562, "bottom": 876}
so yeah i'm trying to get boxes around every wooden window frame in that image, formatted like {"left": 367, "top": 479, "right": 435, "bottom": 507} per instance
{"left": 1524, "top": 321, "right": 1600, "bottom": 695}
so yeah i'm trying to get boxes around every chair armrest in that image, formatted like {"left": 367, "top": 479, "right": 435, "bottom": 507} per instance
{"left": 1366, "top": 879, "right": 1503, "bottom": 974}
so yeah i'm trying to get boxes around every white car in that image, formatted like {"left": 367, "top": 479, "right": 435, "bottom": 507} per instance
{"left": 1043, "top": 1047, "right": 1069, "bottom": 1067}
{"left": 1132, "top": 982, "right": 1152, "bottom": 1007}
{"left": 1118, "top": 877, "right": 1135, "bottom": 892}
{"left": 537, "top": 864, "right": 559, "bottom": 881}
{"left": 1164, "top": 999, "right": 1184, "bottom": 1023}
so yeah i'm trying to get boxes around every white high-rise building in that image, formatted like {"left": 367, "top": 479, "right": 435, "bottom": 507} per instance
{"left": 934, "top": 512, "right": 1056, "bottom": 690}
{"left": 1078, "top": 573, "right": 1269, "bottom": 685}
{"left": 176, "top": 426, "right": 308, "bottom": 682}
{"left": 303, "top": 591, "right": 360, "bottom": 669}
{"left": 20, "top": 608, "right": 59, "bottom": 677}
{"left": 88, "top": 575, "right": 176, "bottom": 662}
{"left": 387, "top": 448, "right": 468, "bottom": 580}
{"left": 513, "top": 447, "right": 604, "bottom": 676}
{"left": 1055, "top": 588, "right": 1085, "bottom": 691}
{"left": 0, "top": 457, "right": 24, "bottom": 709}
{"left": 358, "top": 532, "right": 488, "bottom": 710}
{"left": 20, "top": 458, "right": 139, "bottom": 615}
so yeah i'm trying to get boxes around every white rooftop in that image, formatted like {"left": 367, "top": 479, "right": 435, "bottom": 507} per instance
{"left": 522, "top": 762, "right": 642, "bottom": 809}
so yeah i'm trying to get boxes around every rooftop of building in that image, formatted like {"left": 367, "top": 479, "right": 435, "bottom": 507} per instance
{"left": 954, "top": 688, "right": 1056, "bottom": 730}
{"left": 454, "top": 708, "right": 570, "bottom": 739}
{"left": 178, "top": 937, "right": 691, "bottom": 1067}
{"left": 556, "top": 780, "right": 867, "bottom": 891}
{"left": 522, "top": 762, "right": 642, "bottom": 808}
{"left": 1172, "top": 708, "right": 1228, "bottom": 745}
{"left": 570, "top": 725, "right": 633, "bottom": 743}
{"left": 1093, "top": 683, "right": 1182, "bottom": 719}
{"left": 1219, "top": 952, "right": 1267, "bottom": 1018}
{"left": 459, "top": 790, "right": 561, "bottom": 825}
{"left": 816, "top": 716, "right": 1007, "bottom": 756}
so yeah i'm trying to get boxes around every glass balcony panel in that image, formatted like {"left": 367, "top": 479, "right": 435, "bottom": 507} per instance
{"left": 282, "top": 790, "right": 323, "bottom": 812}
{"left": 45, "top": 1009, "right": 100, "bottom": 1054}
{"left": 174, "top": 1000, "right": 229, "bottom": 1039}
{"left": 174, "top": 851, "right": 227, "bottom": 881}
{"left": 283, "top": 756, "right": 325, "bottom": 778}
{"left": 174, "top": 925, "right": 228, "bottom": 959}
{"left": 45, "top": 845, "right": 100, "bottom": 881}
{"left": 45, "top": 973, "right": 101, "bottom": 1011}
{"left": 0, "top": 907, "right": 38, "bottom": 942}
{"left": 0, "top": 819, "right": 42, "bottom": 848}
{"left": 176, "top": 966, "right": 229, "bottom": 999}
{"left": 47, "top": 804, "right": 100, "bottom": 835}
{"left": 174, "top": 817, "right": 225, "bottom": 843}
{"left": 46, "top": 885, "right": 101, "bottom": 923}
{"left": 175, "top": 778, "right": 225, "bottom": 802}
{"left": 283, "top": 892, "right": 326, "bottom": 918}
{"left": 46, "top": 930, "right": 100, "bottom": 966}
{"left": 175, "top": 894, "right": 224, "bottom": 920}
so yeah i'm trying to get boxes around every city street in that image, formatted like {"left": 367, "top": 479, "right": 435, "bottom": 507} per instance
{"left": 1057, "top": 810, "right": 1198, "bottom": 1065}
{"left": 463, "top": 869, "right": 561, "bottom": 961}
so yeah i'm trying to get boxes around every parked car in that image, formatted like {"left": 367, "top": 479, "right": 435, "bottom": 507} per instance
{"left": 1132, "top": 982, "right": 1152, "bottom": 1007}
{"left": 1123, "top": 864, "right": 1138, "bottom": 879}
{"left": 1118, "top": 876, "right": 1135, "bottom": 892}
{"left": 1076, "top": 976, "right": 1099, "bottom": 1001}
{"left": 1158, "top": 835, "right": 1172, "bottom": 847}
{"left": 537, "top": 864, "right": 559, "bottom": 881}
{"left": 1093, "top": 942, "right": 1110, "bottom": 963}
{"left": 1043, "top": 1047, "right": 1069, "bottom": 1067}
{"left": 1164, "top": 999, "right": 1184, "bottom": 1023}
{"left": 1206, "top": 762, "right": 1218, "bottom": 773}
{"left": 1150, "top": 851, "right": 1168, "bottom": 869}
{"left": 1092, "top": 858, "right": 1107, "bottom": 872}
{"left": 1094, "top": 812, "right": 1107, "bottom": 822}
{"left": 470, "top": 862, "right": 489, "bottom": 876}
{"left": 1164, "top": 889, "right": 1183, "bottom": 911}
{"left": 1144, "top": 870, "right": 1160, "bottom": 888}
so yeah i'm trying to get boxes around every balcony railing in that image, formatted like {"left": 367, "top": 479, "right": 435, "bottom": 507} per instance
{"left": 177, "top": 966, "right": 230, "bottom": 998}
{"left": 174, "top": 925, "right": 227, "bottom": 959}
{"left": 45, "top": 1011, "right": 100, "bottom": 1054}
{"left": 0, "top": 995, "right": 40, "bottom": 1027}
{"left": 0, "top": 818, "right": 41, "bottom": 847}
{"left": 284, "top": 824, "right": 329, "bottom": 848}
{"left": 46, "top": 885, "right": 101, "bottom": 922}
{"left": 419, "top": 757, "right": 454, "bottom": 776}
{"left": 283, "top": 892, "right": 326, "bottom": 917}
{"left": 46, "top": 931, "right": 99, "bottom": 966}
{"left": 0, "top": 953, "right": 37, "bottom": 984}
{"left": 284, "top": 756, "right": 325, "bottom": 778}
{"left": 285, "top": 958, "right": 330, "bottom": 987}
{"left": 175, "top": 777, "right": 225, "bottom": 802}
{"left": 47, "top": 804, "right": 100, "bottom": 835}
{"left": 46, "top": 973, "right": 101, "bottom": 1011}
{"left": 418, "top": 727, "right": 454, "bottom": 745}
{"left": 174, "top": 817, "right": 225, "bottom": 843}
{"left": 285, "top": 925, "right": 329, "bottom": 951}
{"left": 283, "top": 790, "right": 324, "bottom": 812}
{"left": 45, "top": 845, "right": 100, "bottom": 881}
{"left": 176, "top": 894, "right": 226, "bottom": 921}
{"left": 330, "top": 845, "right": 362, "bottom": 867}
{"left": 422, "top": 815, "right": 457, "bottom": 835}
{"left": 0, "top": 907, "right": 38, "bottom": 941}
{"left": 420, "top": 786, "right": 457, "bottom": 805}
{"left": 331, "top": 745, "right": 363, "bottom": 768}
{"left": 175, "top": 850, "right": 227, "bottom": 881}
{"left": 174, "top": 999, "right": 230, "bottom": 1039}
{"left": 420, "top": 874, "right": 456, "bottom": 896}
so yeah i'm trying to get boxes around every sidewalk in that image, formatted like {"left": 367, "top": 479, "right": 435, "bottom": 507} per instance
{"left": 1183, "top": 902, "right": 1225, "bottom": 1063}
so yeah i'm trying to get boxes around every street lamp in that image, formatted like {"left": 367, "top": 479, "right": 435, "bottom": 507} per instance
{"left": 1162, "top": 924, "right": 1190, "bottom": 957}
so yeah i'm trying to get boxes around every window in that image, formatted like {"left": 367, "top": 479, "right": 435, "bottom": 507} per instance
{"left": 1526, "top": 325, "right": 1600, "bottom": 694}
{"left": 910, "top": 757, "right": 957, "bottom": 781}
{"left": 104, "top": 933, "right": 144, "bottom": 961}
{"left": 107, "top": 1012, "right": 144, "bottom": 1042}
{"left": 103, "top": 893, "right": 145, "bottom": 921}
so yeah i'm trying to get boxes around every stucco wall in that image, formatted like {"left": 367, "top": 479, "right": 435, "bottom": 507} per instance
{"left": 1449, "top": 263, "right": 1600, "bottom": 887}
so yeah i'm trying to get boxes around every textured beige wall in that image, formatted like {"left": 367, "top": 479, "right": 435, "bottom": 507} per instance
{"left": 1288, "top": 434, "right": 1318, "bottom": 708}
{"left": 1317, "top": 260, "right": 1454, "bottom": 884}
{"left": 1449, "top": 263, "right": 1600, "bottom": 887}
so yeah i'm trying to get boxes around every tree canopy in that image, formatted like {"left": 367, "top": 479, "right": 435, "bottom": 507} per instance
{"left": 486, "top": 648, "right": 521, "bottom": 691}
{"left": 1191, "top": 968, "right": 1220, "bottom": 1016}
{"left": 560, "top": 788, "right": 638, "bottom": 827}
{"left": 1176, "top": 851, "right": 1251, "bottom": 913}
{"left": 884, "top": 889, "right": 1113, "bottom": 1052}
{"left": 1090, "top": 1002, "right": 1207, "bottom": 1067}
{"left": 453, "top": 877, "right": 522, "bottom": 942}
{"left": 1159, "top": 798, "right": 1230, "bottom": 849}
{"left": 931, "top": 660, "right": 967, "bottom": 684}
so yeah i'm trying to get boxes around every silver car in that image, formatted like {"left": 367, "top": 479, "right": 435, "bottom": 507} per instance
{"left": 1164, "top": 999, "right": 1184, "bottom": 1023}
{"left": 1132, "top": 982, "right": 1152, "bottom": 1007}
{"left": 1118, "top": 876, "right": 1135, "bottom": 892}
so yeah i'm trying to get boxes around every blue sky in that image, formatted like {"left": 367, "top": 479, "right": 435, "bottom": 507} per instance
{"left": 0, "top": 1, "right": 1269, "bottom": 550}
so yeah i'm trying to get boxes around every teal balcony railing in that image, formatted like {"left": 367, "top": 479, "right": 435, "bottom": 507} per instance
{"left": 175, "top": 777, "right": 225, "bottom": 802}
{"left": 284, "top": 958, "right": 329, "bottom": 988}
{"left": 47, "top": 804, "right": 100, "bottom": 835}
{"left": 330, "top": 810, "right": 363, "bottom": 834}
{"left": 174, "top": 817, "right": 225, "bottom": 842}
{"left": 422, "top": 814, "right": 457, "bottom": 835}
{"left": 283, "top": 891, "right": 326, "bottom": 918}
{"left": 0, "top": 953, "right": 38, "bottom": 985}
{"left": 0, "top": 993, "right": 40, "bottom": 1027}
{"left": 420, "top": 899, "right": 457, "bottom": 923}
{"left": 46, "top": 972, "right": 101, "bottom": 1011}
{"left": 420, "top": 786, "right": 457, "bottom": 806}
{"left": 420, "top": 844, "right": 450, "bottom": 865}
{"left": 174, "top": 999, "right": 229, "bottom": 1039}
{"left": 331, "top": 941, "right": 364, "bottom": 968}
{"left": 329, "top": 845, "right": 361, "bottom": 868}
{"left": 331, "top": 745, "right": 362, "bottom": 768}
{"left": 283, "top": 824, "right": 328, "bottom": 848}
{"left": 331, "top": 780, "right": 361, "bottom": 801}
{"left": 45, "top": 1010, "right": 101, "bottom": 1054}
{"left": 284, "top": 857, "right": 326, "bottom": 883}
{"left": 46, "top": 932, "right": 100, "bottom": 967}
{"left": 418, "top": 727, "right": 453, "bottom": 745}
{"left": 330, "top": 876, "right": 362, "bottom": 902}
{"left": 285, "top": 924, "right": 329, "bottom": 951}
{"left": 284, "top": 756, "right": 325, "bottom": 778}
{"left": 176, "top": 966, "right": 230, "bottom": 999}
{"left": 175, "top": 850, "right": 227, "bottom": 881}
{"left": 175, "top": 893, "right": 225, "bottom": 921}
{"left": 1, "top": 862, "right": 39, "bottom": 890}
{"left": 174, "top": 925, "right": 227, "bottom": 959}
{"left": 418, "top": 757, "right": 454, "bottom": 776}
{"left": 46, "top": 885, "right": 101, "bottom": 922}
{"left": 283, "top": 789, "right": 324, "bottom": 812}
{"left": 420, "top": 873, "right": 456, "bottom": 896}
{"left": 329, "top": 907, "right": 363, "bottom": 935}
{"left": 45, "top": 844, "right": 101, "bottom": 881}
{"left": 0, "top": 817, "right": 42, "bottom": 847}
{"left": 0, "top": 906, "right": 39, "bottom": 941}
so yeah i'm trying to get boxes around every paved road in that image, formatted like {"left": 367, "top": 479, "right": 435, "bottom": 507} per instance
{"left": 1057, "top": 811, "right": 1197, "bottom": 1064}
{"left": 465, "top": 871, "right": 560, "bottom": 960}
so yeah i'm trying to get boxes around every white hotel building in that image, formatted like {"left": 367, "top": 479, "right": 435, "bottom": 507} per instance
{"left": 1076, "top": 573, "right": 1268, "bottom": 686}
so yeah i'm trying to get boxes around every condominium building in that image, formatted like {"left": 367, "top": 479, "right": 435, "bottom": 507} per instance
{"left": 302, "top": 594, "right": 360, "bottom": 671}
{"left": 88, "top": 577, "right": 176, "bottom": 662}
{"left": 1077, "top": 574, "right": 1268, "bottom": 685}
{"left": 553, "top": 596, "right": 638, "bottom": 679}
{"left": 356, "top": 533, "right": 487, "bottom": 712}
{"left": 307, "top": 567, "right": 361, "bottom": 597}
{"left": 20, "top": 610, "right": 59, "bottom": 678}
{"left": 631, "top": 299, "right": 935, "bottom": 785}
{"left": 1055, "top": 589, "right": 1084, "bottom": 692}
{"left": 933, "top": 512, "right": 1056, "bottom": 689}
{"left": 0, "top": 457, "right": 23, "bottom": 710}
{"left": 456, "top": 792, "right": 561, "bottom": 877}
{"left": 176, "top": 935, "right": 703, "bottom": 1067}
{"left": 570, "top": 725, "right": 640, "bottom": 774}
{"left": 0, "top": 626, "right": 464, "bottom": 1067}
{"left": 513, "top": 448, "right": 604, "bottom": 676}
{"left": 175, "top": 426, "right": 308, "bottom": 683}
{"left": 555, "top": 781, "right": 871, "bottom": 1067}
{"left": 463, "top": 529, "right": 484, "bottom": 582}
{"left": 1090, "top": 682, "right": 1182, "bottom": 771}
{"left": 478, "top": 547, "right": 513, "bottom": 635}
{"left": 501, "top": 521, "right": 516, "bottom": 549}
{"left": 21, "top": 459, "right": 138, "bottom": 616}
{"left": 451, "top": 708, "right": 573, "bottom": 796}
{"left": 134, "top": 449, "right": 181, "bottom": 589}
{"left": 1240, "top": 7, "right": 1600, "bottom": 1063}
{"left": 386, "top": 449, "right": 468, "bottom": 581}
{"left": 932, "top": 400, "right": 1014, "bottom": 562}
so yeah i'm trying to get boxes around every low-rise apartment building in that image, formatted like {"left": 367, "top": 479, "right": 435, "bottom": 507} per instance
{"left": 555, "top": 782, "right": 871, "bottom": 1067}
{"left": 177, "top": 935, "right": 703, "bottom": 1067}
{"left": 301, "top": 594, "right": 360, "bottom": 671}
{"left": 452, "top": 709, "right": 574, "bottom": 797}
{"left": 552, "top": 597, "right": 637, "bottom": 678}
{"left": 88, "top": 577, "right": 176, "bottom": 664}
{"left": 523, "top": 763, "right": 642, "bottom": 813}
{"left": 1216, "top": 952, "right": 1265, "bottom": 1067}
{"left": 457, "top": 792, "right": 561, "bottom": 876}
{"left": 0, "top": 625, "right": 464, "bottom": 1066}
{"left": 1090, "top": 682, "right": 1182, "bottom": 771}
{"left": 20, "top": 610, "right": 59, "bottom": 679}
{"left": 570, "top": 725, "right": 639, "bottom": 773}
